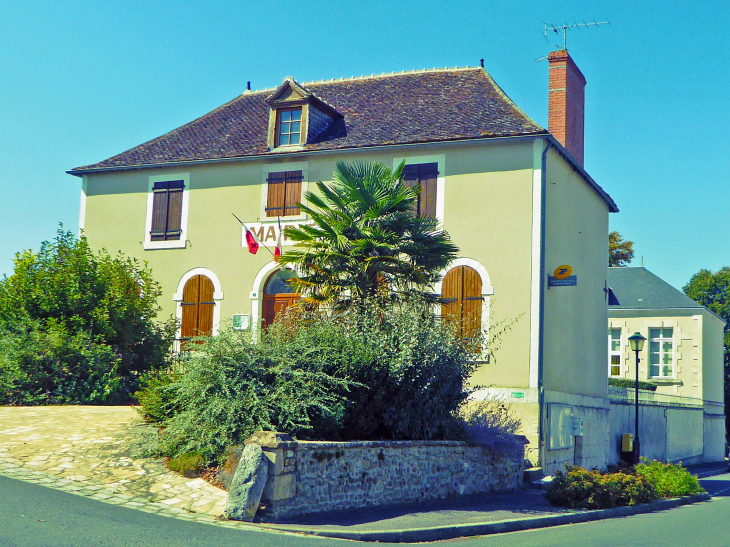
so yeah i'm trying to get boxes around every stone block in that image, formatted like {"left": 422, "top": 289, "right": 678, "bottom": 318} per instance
{"left": 263, "top": 473, "right": 296, "bottom": 501}
{"left": 244, "top": 431, "right": 296, "bottom": 449}
{"left": 262, "top": 449, "right": 285, "bottom": 476}
{"left": 224, "top": 444, "right": 269, "bottom": 522}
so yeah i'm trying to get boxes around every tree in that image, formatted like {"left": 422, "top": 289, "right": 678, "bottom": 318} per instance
{"left": 609, "top": 231, "right": 634, "bottom": 267}
{"left": 683, "top": 267, "right": 730, "bottom": 441}
{"left": 0, "top": 229, "right": 175, "bottom": 377}
{"left": 280, "top": 160, "right": 459, "bottom": 308}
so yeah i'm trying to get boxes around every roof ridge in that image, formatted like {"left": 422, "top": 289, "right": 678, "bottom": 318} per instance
{"left": 302, "top": 66, "right": 481, "bottom": 86}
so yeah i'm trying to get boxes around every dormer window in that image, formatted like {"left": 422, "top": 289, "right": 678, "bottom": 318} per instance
{"left": 277, "top": 108, "right": 302, "bottom": 146}
{"left": 266, "top": 77, "right": 339, "bottom": 151}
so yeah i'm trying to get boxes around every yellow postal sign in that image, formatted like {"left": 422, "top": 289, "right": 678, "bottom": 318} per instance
{"left": 553, "top": 265, "right": 573, "bottom": 280}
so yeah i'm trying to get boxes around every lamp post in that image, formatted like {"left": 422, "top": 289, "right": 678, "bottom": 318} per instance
{"left": 628, "top": 332, "right": 647, "bottom": 465}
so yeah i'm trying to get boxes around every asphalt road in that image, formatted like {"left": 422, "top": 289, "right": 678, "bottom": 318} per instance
{"left": 1, "top": 473, "right": 729, "bottom": 547}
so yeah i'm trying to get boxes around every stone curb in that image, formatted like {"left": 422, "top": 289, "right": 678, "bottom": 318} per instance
{"left": 262, "top": 493, "right": 712, "bottom": 543}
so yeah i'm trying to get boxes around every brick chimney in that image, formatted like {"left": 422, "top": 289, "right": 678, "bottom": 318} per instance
{"left": 548, "top": 50, "right": 586, "bottom": 166}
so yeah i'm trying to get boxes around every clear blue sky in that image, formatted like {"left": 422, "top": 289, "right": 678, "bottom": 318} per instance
{"left": 1, "top": 0, "right": 728, "bottom": 291}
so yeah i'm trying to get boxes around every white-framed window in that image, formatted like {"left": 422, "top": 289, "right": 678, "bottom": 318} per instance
{"left": 144, "top": 173, "right": 190, "bottom": 250}
{"left": 608, "top": 327, "right": 622, "bottom": 377}
{"left": 649, "top": 327, "right": 674, "bottom": 378}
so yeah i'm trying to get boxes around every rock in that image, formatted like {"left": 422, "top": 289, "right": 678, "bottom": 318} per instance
{"left": 224, "top": 444, "right": 269, "bottom": 521}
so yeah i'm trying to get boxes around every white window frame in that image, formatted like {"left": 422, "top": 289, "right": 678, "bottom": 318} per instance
{"left": 648, "top": 327, "right": 675, "bottom": 379}
{"left": 144, "top": 173, "right": 190, "bottom": 250}
{"left": 260, "top": 162, "right": 309, "bottom": 222}
{"left": 393, "top": 154, "right": 445, "bottom": 225}
{"left": 608, "top": 327, "right": 622, "bottom": 377}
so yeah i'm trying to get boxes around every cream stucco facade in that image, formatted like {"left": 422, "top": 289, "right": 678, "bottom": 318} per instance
{"left": 79, "top": 136, "right": 614, "bottom": 473}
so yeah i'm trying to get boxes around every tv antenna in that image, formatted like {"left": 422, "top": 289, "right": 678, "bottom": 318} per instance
{"left": 543, "top": 20, "right": 610, "bottom": 51}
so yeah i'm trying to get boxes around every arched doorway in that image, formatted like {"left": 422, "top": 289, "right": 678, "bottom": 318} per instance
{"left": 262, "top": 269, "right": 300, "bottom": 330}
{"left": 441, "top": 265, "right": 483, "bottom": 341}
{"left": 180, "top": 274, "right": 215, "bottom": 342}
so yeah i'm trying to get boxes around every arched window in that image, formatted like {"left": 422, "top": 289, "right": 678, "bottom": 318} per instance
{"left": 441, "top": 265, "right": 483, "bottom": 342}
{"left": 180, "top": 274, "right": 215, "bottom": 342}
{"left": 262, "top": 269, "right": 300, "bottom": 330}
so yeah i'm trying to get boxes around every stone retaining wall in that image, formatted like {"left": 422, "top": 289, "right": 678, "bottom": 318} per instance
{"left": 242, "top": 432, "right": 527, "bottom": 519}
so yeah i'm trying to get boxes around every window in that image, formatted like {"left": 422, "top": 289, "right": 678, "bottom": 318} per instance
{"left": 277, "top": 108, "right": 302, "bottom": 146}
{"left": 441, "top": 265, "right": 483, "bottom": 348}
{"left": 266, "top": 170, "right": 303, "bottom": 217}
{"left": 649, "top": 328, "right": 674, "bottom": 378}
{"left": 144, "top": 173, "right": 189, "bottom": 250}
{"left": 403, "top": 163, "right": 438, "bottom": 217}
{"left": 608, "top": 328, "right": 621, "bottom": 377}
{"left": 150, "top": 180, "right": 184, "bottom": 241}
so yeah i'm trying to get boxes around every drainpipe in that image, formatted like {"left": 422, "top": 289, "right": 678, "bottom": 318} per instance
{"left": 537, "top": 140, "right": 552, "bottom": 467}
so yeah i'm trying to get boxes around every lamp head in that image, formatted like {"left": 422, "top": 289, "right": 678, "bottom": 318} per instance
{"left": 628, "top": 332, "right": 646, "bottom": 352}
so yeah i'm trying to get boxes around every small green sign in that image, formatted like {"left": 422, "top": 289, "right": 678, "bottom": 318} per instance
{"left": 511, "top": 392, "right": 525, "bottom": 398}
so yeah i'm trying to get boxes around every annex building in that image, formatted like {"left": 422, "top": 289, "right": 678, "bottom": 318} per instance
{"left": 70, "top": 50, "right": 618, "bottom": 474}
{"left": 607, "top": 267, "right": 726, "bottom": 464}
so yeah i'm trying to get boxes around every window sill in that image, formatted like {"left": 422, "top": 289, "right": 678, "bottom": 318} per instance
{"left": 144, "top": 240, "right": 187, "bottom": 250}
{"left": 649, "top": 378, "right": 683, "bottom": 386}
{"left": 269, "top": 144, "right": 305, "bottom": 153}
{"left": 261, "top": 215, "right": 308, "bottom": 223}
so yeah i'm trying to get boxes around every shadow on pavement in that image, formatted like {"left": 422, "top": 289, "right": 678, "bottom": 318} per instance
{"left": 261, "top": 489, "right": 576, "bottom": 528}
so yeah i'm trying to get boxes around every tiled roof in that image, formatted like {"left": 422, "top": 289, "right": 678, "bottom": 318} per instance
{"left": 608, "top": 267, "right": 704, "bottom": 310}
{"left": 70, "top": 68, "right": 548, "bottom": 172}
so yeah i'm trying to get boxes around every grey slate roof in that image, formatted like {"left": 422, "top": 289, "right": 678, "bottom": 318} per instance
{"left": 608, "top": 267, "right": 704, "bottom": 310}
{"left": 69, "top": 68, "right": 547, "bottom": 172}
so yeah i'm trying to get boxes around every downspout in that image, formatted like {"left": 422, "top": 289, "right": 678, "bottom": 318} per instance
{"left": 538, "top": 140, "right": 552, "bottom": 466}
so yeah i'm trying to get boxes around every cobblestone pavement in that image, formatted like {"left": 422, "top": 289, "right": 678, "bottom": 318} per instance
{"left": 0, "top": 406, "right": 232, "bottom": 521}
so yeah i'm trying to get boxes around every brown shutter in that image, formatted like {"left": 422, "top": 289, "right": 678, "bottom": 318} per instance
{"left": 150, "top": 182, "right": 169, "bottom": 241}
{"left": 402, "top": 165, "right": 419, "bottom": 216}
{"left": 197, "top": 276, "right": 215, "bottom": 337}
{"left": 165, "top": 181, "right": 184, "bottom": 240}
{"left": 462, "top": 266, "right": 483, "bottom": 341}
{"left": 266, "top": 173, "right": 286, "bottom": 217}
{"left": 180, "top": 275, "right": 200, "bottom": 340}
{"left": 420, "top": 163, "right": 438, "bottom": 218}
{"left": 441, "top": 267, "right": 463, "bottom": 335}
{"left": 284, "top": 171, "right": 303, "bottom": 216}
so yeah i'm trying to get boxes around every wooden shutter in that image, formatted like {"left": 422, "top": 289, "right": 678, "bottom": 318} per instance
{"left": 420, "top": 163, "right": 438, "bottom": 218}
{"left": 441, "top": 267, "right": 462, "bottom": 334}
{"left": 284, "top": 171, "right": 303, "bottom": 216}
{"left": 165, "top": 181, "right": 184, "bottom": 240}
{"left": 266, "top": 172, "right": 286, "bottom": 217}
{"left": 197, "top": 276, "right": 215, "bottom": 337}
{"left": 180, "top": 275, "right": 200, "bottom": 340}
{"left": 402, "top": 165, "right": 419, "bottom": 216}
{"left": 180, "top": 275, "right": 215, "bottom": 342}
{"left": 462, "top": 266, "right": 483, "bottom": 341}
{"left": 150, "top": 182, "right": 170, "bottom": 241}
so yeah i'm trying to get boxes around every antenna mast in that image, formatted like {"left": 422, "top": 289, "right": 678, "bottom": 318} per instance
{"left": 543, "top": 20, "right": 610, "bottom": 50}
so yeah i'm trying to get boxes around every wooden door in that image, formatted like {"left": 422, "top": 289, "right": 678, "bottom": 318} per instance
{"left": 441, "top": 266, "right": 483, "bottom": 341}
{"left": 262, "top": 270, "right": 300, "bottom": 330}
{"left": 180, "top": 275, "right": 215, "bottom": 342}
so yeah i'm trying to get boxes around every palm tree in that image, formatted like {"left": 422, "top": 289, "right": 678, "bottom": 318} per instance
{"left": 279, "top": 160, "right": 459, "bottom": 309}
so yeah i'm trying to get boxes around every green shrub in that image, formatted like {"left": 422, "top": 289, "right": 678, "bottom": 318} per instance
{"left": 0, "top": 229, "right": 176, "bottom": 379}
{"left": 167, "top": 452, "right": 205, "bottom": 478}
{"left": 546, "top": 466, "right": 656, "bottom": 509}
{"left": 0, "top": 319, "right": 120, "bottom": 405}
{"left": 636, "top": 459, "right": 705, "bottom": 498}
{"left": 608, "top": 378, "right": 658, "bottom": 391}
{"left": 135, "top": 295, "right": 481, "bottom": 464}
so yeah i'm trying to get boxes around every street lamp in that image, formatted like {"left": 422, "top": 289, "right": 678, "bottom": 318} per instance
{"left": 628, "top": 332, "right": 647, "bottom": 465}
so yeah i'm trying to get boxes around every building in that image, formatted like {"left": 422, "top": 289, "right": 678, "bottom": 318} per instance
{"left": 69, "top": 50, "right": 617, "bottom": 474}
{"left": 607, "top": 266, "right": 726, "bottom": 463}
